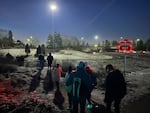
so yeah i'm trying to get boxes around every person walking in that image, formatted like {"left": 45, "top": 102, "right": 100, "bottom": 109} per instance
{"left": 85, "top": 64, "right": 97, "bottom": 106}
{"left": 56, "top": 64, "right": 62, "bottom": 77}
{"left": 52, "top": 64, "right": 60, "bottom": 90}
{"left": 47, "top": 52, "right": 54, "bottom": 69}
{"left": 38, "top": 54, "right": 45, "bottom": 70}
{"left": 66, "top": 61, "right": 92, "bottom": 113}
{"left": 52, "top": 66, "right": 60, "bottom": 89}
{"left": 104, "top": 64, "right": 127, "bottom": 113}
{"left": 64, "top": 65, "right": 73, "bottom": 111}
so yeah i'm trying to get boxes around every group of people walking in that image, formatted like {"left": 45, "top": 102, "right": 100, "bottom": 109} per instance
{"left": 65, "top": 61, "right": 97, "bottom": 113}
{"left": 37, "top": 53, "right": 127, "bottom": 113}
{"left": 64, "top": 62, "right": 126, "bottom": 113}
{"left": 38, "top": 52, "right": 54, "bottom": 70}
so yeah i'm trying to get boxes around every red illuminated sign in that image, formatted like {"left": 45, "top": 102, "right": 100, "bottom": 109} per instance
{"left": 118, "top": 39, "right": 133, "bottom": 53}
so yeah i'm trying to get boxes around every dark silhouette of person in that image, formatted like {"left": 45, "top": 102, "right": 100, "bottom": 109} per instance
{"left": 104, "top": 64, "right": 127, "bottom": 113}
{"left": 85, "top": 64, "right": 97, "bottom": 105}
{"left": 38, "top": 54, "right": 45, "bottom": 70}
{"left": 47, "top": 53, "right": 54, "bottom": 69}
{"left": 25, "top": 44, "right": 30, "bottom": 56}
{"left": 36, "top": 45, "right": 42, "bottom": 56}
{"left": 66, "top": 61, "right": 92, "bottom": 113}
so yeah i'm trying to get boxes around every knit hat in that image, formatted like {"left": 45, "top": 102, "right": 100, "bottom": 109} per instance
{"left": 77, "top": 61, "right": 85, "bottom": 68}
{"left": 105, "top": 64, "right": 114, "bottom": 72}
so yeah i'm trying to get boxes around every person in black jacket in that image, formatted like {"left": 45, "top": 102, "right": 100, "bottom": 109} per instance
{"left": 47, "top": 53, "right": 54, "bottom": 69}
{"left": 38, "top": 54, "right": 45, "bottom": 70}
{"left": 104, "top": 64, "right": 127, "bottom": 113}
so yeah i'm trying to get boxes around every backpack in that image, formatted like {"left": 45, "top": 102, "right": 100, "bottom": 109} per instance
{"left": 72, "top": 77, "right": 81, "bottom": 99}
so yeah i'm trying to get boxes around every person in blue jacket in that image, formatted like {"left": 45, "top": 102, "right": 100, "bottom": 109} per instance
{"left": 66, "top": 61, "right": 92, "bottom": 113}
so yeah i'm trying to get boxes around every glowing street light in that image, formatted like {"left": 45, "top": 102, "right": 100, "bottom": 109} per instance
{"left": 120, "top": 37, "right": 123, "bottom": 40}
{"left": 94, "top": 35, "right": 99, "bottom": 52}
{"left": 136, "top": 38, "right": 140, "bottom": 42}
{"left": 49, "top": 4, "right": 57, "bottom": 11}
{"left": 27, "top": 38, "right": 30, "bottom": 42}
{"left": 94, "top": 35, "right": 99, "bottom": 40}
{"left": 136, "top": 38, "right": 140, "bottom": 50}
{"left": 81, "top": 37, "right": 84, "bottom": 41}
{"left": 94, "top": 44, "right": 98, "bottom": 48}
{"left": 94, "top": 35, "right": 99, "bottom": 45}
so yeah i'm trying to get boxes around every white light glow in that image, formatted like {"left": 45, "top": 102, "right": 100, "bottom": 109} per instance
{"left": 49, "top": 4, "right": 57, "bottom": 11}
{"left": 94, "top": 35, "right": 99, "bottom": 40}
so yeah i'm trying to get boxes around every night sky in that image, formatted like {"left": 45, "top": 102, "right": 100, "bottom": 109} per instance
{"left": 0, "top": 0, "right": 150, "bottom": 44}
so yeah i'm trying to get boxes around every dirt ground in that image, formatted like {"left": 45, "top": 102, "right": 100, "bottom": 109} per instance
{"left": 122, "top": 93, "right": 150, "bottom": 113}
{"left": 0, "top": 49, "right": 150, "bottom": 113}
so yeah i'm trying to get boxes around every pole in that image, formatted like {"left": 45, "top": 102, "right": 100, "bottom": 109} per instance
{"left": 52, "top": 12, "right": 54, "bottom": 52}
{"left": 124, "top": 54, "right": 126, "bottom": 76}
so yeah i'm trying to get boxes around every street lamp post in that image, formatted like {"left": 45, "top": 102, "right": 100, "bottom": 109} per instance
{"left": 136, "top": 38, "right": 140, "bottom": 51}
{"left": 94, "top": 35, "right": 99, "bottom": 41}
{"left": 94, "top": 35, "right": 99, "bottom": 52}
{"left": 49, "top": 3, "right": 57, "bottom": 52}
{"left": 80, "top": 37, "right": 84, "bottom": 47}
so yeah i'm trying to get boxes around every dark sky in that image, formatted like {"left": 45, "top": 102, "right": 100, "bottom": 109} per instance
{"left": 0, "top": 0, "right": 150, "bottom": 44}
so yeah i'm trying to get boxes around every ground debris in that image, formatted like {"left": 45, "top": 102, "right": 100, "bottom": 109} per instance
{"left": 0, "top": 79, "right": 53, "bottom": 113}
{"left": 0, "top": 100, "right": 53, "bottom": 113}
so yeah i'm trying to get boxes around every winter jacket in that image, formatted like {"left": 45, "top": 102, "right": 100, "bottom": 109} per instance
{"left": 64, "top": 72, "right": 72, "bottom": 93}
{"left": 52, "top": 68, "right": 60, "bottom": 82}
{"left": 47, "top": 55, "right": 53, "bottom": 64}
{"left": 56, "top": 66, "right": 62, "bottom": 77}
{"left": 105, "top": 69, "right": 127, "bottom": 100}
{"left": 66, "top": 67, "right": 92, "bottom": 98}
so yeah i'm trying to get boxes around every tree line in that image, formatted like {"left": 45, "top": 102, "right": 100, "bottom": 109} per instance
{"left": 0, "top": 30, "right": 150, "bottom": 51}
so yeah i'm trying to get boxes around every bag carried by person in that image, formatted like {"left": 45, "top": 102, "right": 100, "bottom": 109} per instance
{"left": 87, "top": 100, "right": 106, "bottom": 113}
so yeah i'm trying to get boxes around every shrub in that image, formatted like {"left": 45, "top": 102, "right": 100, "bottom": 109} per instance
{"left": 0, "top": 64, "right": 17, "bottom": 74}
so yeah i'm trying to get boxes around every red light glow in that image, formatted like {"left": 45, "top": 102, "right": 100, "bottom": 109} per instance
{"left": 118, "top": 39, "right": 133, "bottom": 53}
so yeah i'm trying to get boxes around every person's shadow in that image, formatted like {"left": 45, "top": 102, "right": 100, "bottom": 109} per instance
{"left": 43, "top": 69, "right": 54, "bottom": 94}
{"left": 29, "top": 70, "right": 41, "bottom": 92}
{"left": 53, "top": 89, "right": 64, "bottom": 110}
